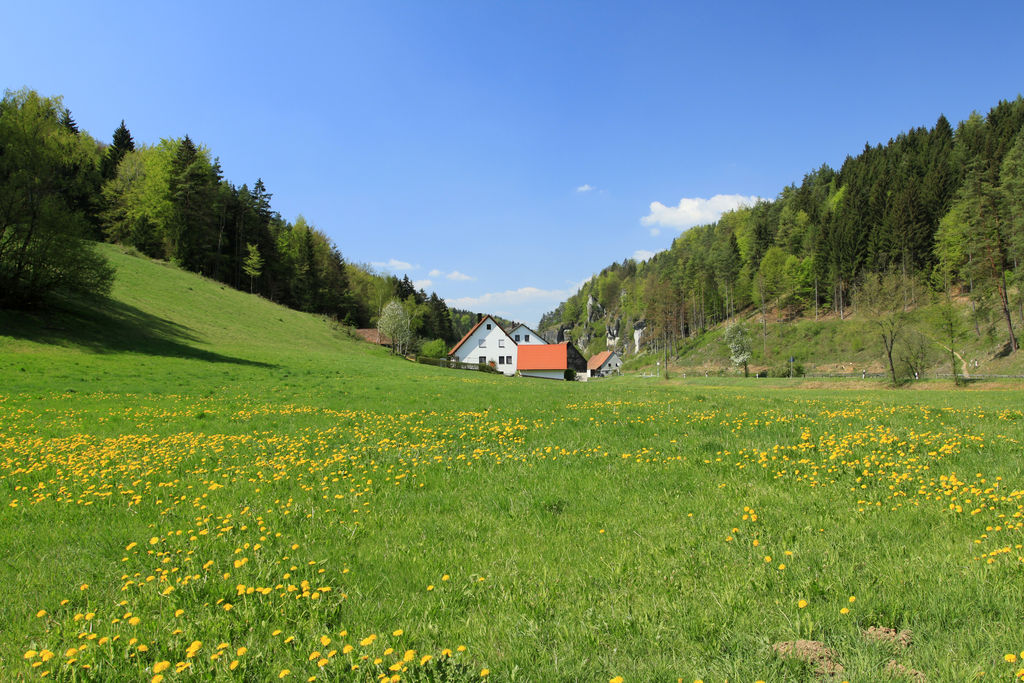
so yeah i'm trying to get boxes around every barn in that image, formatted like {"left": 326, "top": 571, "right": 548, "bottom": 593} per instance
{"left": 517, "top": 342, "right": 588, "bottom": 380}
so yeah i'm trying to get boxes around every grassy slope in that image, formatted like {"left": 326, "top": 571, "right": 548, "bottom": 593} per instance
{"left": 621, "top": 307, "right": 1024, "bottom": 378}
{"left": 2, "top": 245, "right": 1024, "bottom": 681}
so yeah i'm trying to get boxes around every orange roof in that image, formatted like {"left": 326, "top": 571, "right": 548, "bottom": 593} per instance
{"left": 587, "top": 350, "right": 613, "bottom": 370}
{"left": 518, "top": 343, "right": 570, "bottom": 370}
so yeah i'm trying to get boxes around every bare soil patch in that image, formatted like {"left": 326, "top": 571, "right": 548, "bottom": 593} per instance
{"left": 772, "top": 640, "right": 844, "bottom": 677}
{"left": 863, "top": 626, "right": 913, "bottom": 650}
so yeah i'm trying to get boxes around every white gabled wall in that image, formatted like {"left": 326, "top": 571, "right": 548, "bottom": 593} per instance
{"left": 451, "top": 316, "right": 518, "bottom": 376}
{"left": 507, "top": 324, "right": 544, "bottom": 345}
{"left": 597, "top": 352, "right": 622, "bottom": 376}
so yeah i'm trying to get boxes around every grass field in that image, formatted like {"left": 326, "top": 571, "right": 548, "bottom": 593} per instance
{"left": 3, "top": 246, "right": 1024, "bottom": 682}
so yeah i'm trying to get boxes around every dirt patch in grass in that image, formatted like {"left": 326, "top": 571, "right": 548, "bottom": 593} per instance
{"left": 864, "top": 626, "right": 913, "bottom": 649}
{"left": 772, "top": 640, "right": 844, "bottom": 677}
{"left": 886, "top": 659, "right": 926, "bottom": 681}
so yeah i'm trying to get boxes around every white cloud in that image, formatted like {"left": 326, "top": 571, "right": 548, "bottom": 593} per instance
{"left": 371, "top": 258, "right": 417, "bottom": 272}
{"left": 428, "top": 269, "right": 443, "bottom": 277}
{"left": 413, "top": 279, "right": 432, "bottom": 290}
{"left": 632, "top": 249, "right": 656, "bottom": 262}
{"left": 576, "top": 184, "right": 594, "bottom": 192}
{"left": 445, "top": 270, "right": 474, "bottom": 281}
{"left": 641, "top": 194, "right": 761, "bottom": 230}
{"left": 446, "top": 282, "right": 586, "bottom": 325}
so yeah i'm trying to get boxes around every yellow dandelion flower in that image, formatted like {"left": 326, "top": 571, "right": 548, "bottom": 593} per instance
{"left": 152, "top": 676, "right": 164, "bottom": 683}
{"left": 610, "top": 677, "right": 624, "bottom": 683}
{"left": 343, "top": 644, "right": 354, "bottom": 654}
{"left": 153, "top": 661, "right": 170, "bottom": 673}
{"left": 1007, "top": 654, "right": 1019, "bottom": 663}
{"left": 392, "top": 629, "right": 403, "bottom": 637}
{"left": 279, "top": 669, "right": 290, "bottom": 678}
{"left": 420, "top": 654, "right": 433, "bottom": 665}
{"left": 36, "top": 610, "right": 47, "bottom": 618}
{"left": 840, "top": 607, "right": 850, "bottom": 615}
{"left": 320, "top": 635, "right": 331, "bottom": 647}
{"left": 481, "top": 668, "right": 490, "bottom": 677}
{"left": 798, "top": 599, "right": 808, "bottom": 609}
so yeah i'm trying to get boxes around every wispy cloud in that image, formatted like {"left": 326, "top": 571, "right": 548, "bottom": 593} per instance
{"left": 641, "top": 194, "right": 761, "bottom": 230}
{"left": 576, "top": 183, "right": 594, "bottom": 193}
{"left": 428, "top": 269, "right": 443, "bottom": 277}
{"left": 371, "top": 258, "right": 417, "bottom": 272}
{"left": 445, "top": 270, "right": 474, "bottom": 281}
{"left": 632, "top": 249, "right": 656, "bottom": 262}
{"left": 446, "top": 281, "right": 586, "bottom": 325}
{"left": 413, "top": 279, "right": 432, "bottom": 290}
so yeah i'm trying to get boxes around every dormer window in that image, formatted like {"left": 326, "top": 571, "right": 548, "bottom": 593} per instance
{"left": 514, "top": 334, "right": 520, "bottom": 342}
{"left": 525, "top": 334, "right": 530, "bottom": 342}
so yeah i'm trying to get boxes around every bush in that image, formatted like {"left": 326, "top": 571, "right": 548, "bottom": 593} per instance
{"left": 564, "top": 369, "right": 577, "bottom": 381}
{"left": 767, "top": 362, "right": 805, "bottom": 377}
{"left": 420, "top": 338, "right": 448, "bottom": 357}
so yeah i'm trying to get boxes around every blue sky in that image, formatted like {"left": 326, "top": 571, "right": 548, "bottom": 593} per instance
{"left": 5, "top": 1, "right": 1024, "bottom": 325}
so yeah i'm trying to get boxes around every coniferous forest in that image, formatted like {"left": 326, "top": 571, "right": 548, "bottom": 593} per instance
{"left": 0, "top": 88, "right": 478, "bottom": 347}
{"left": 541, "top": 96, "right": 1024, "bottom": 369}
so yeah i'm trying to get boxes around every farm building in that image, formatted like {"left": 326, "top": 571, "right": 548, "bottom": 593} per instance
{"left": 447, "top": 315, "right": 519, "bottom": 376}
{"left": 517, "top": 342, "right": 588, "bottom": 380}
{"left": 587, "top": 350, "right": 622, "bottom": 377}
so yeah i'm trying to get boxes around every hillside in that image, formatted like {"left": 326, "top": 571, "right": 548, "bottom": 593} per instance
{"left": 541, "top": 95, "right": 1024, "bottom": 379}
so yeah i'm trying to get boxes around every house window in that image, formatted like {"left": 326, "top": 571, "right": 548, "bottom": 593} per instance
{"left": 506, "top": 355, "right": 512, "bottom": 364}
{"left": 479, "top": 356, "right": 486, "bottom": 364}
{"left": 514, "top": 334, "right": 520, "bottom": 342}
{"left": 498, "top": 339, "right": 505, "bottom": 348}
{"left": 498, "top": 356, "right": 504, "bottom": 365}
{"left": 486, "top": 323, "right": 492, "bottom": 330}
{"left": 525, "top": 334, "right": 530, "bottom": 342}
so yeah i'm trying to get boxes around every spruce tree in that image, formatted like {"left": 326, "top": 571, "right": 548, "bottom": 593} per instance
{"left": 100, "top": 120, "right": 135, "bottom": 179}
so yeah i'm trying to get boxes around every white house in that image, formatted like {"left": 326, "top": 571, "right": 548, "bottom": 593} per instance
{"left": 587, "top": 350, "right": 622, "bottom": 378}
{"left": 506, "top": 323, "right": 544, "bottom": 346}
{"left": 448, "top": 315, "right": 519, "bottom": 376}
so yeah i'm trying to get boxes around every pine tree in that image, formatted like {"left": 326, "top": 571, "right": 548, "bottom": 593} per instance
{"left": 167, "top": 135, "right": 218, "bottom": 272}
{"left": 59, "top": 107, "right": 78, "bottom": 134}
{"left": 100, "top": 120, "right": 135, "bottom": 179}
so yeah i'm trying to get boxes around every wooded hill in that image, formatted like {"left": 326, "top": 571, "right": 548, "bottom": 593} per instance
{"left": 540, "top": 96, "right": 1024, "bottom": 375}
{"left": 0, "top": 88, "right": 490, "bottom": 350}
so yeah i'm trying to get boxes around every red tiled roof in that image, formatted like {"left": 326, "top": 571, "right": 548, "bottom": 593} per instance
{"left": 518, "top": 343, "right": 570, "bottom": 370}
{"left": 587, "top": 350, "right": 613, "bottom": 371}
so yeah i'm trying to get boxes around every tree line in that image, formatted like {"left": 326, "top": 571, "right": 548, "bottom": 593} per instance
{"left": 542, "top": 96, "right": 1024, "bottom": 365}
{"left": 0, "top": 88, "right": 480, "bottom": 350}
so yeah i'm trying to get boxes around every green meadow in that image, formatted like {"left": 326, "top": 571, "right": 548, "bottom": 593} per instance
{"left": 3, "top": 246, "right": 1024, "bottom": 682}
